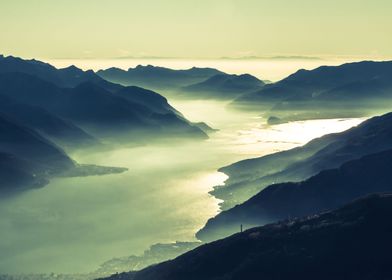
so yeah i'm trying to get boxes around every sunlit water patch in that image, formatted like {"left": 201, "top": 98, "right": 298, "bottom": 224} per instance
{"left": 0, "top": 99, "right": 365, "bottom": 274}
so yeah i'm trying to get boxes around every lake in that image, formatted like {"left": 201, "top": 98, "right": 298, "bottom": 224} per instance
{"left": 0, "top": 99, "right": 364, "bottom": 274}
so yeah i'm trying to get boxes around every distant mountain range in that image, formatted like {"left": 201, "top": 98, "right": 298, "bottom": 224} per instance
{"left": 0, "top": 54, "right": 120, "bottom": 91}
{"left": 99, "top": 60, "right": 392, "bottom": 115}
{"left": 232, "top": 60, "right": 392, "bottom": 121}
{"left": 182, "top": 73, "right": 264, "bottom": 98}
{"left": 97, "top": 65, "right": 224, "bottom": 90}
{"left": 105, "top": 193, "right": 392, "bottom": 280}
{"left": 97, "top": 65, "right": 265, "bottom": 99}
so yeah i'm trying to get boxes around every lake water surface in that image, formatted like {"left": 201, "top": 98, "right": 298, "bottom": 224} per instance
{"left": 0, "top": 100, "right": 364, "bottom": 274}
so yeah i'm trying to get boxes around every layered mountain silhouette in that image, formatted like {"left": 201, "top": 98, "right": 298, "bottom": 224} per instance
{"left": 211, "top": 112, "right": 392, "bottom": 210}
{"left": 0, "top": 55, "right": 210, "bottom": 192}
{"left": 0, "top": 57, "right": 208, "bottom": 142}
{"left": 97, "top": 65, "right": 223, "bottom": 90}
{"left": 0, "top": 114, "right": 74, "bottom": 171}
{"left": 0, "top": 114, "right": 75, "bottom": 192}
{"left": 105, "top": 194, "right": 392, "bottom": 280}
{"left": 0, "top": 55, "right": 120, "bottom": 91}
{"left": 233, "top": 60, "right": 392, "bottom": 121}
{"left": 0, "top": 95, "right": 97, "bottom": 149}
{"left": 0, "top": 114, "right": 127, "bottom": 193}
{"left": 182, "top": 73, "right": 265, "bottom": 99}
{"left": 198, "top": 149, "right": 392, "bottom": 241}
{"left": 114, "top": 86, "right": 180, "bottom": 115}
{"left": 0, "top": 114, "right": 127, "bottom": 194}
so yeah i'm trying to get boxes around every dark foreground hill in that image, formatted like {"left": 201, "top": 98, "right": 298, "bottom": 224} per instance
{"left": 104, "top": 194, "right": 392, "bottom": 280}
{"left": 198, "top": 149, "right": 392, "bottom": 241}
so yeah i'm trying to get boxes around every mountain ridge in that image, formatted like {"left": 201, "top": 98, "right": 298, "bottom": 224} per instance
{"left": 104, "top": 193, "right": 392, "bottom": 280}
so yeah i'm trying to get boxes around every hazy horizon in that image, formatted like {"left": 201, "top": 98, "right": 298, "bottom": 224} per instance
{"left": 16, "top": 56, "right": 388, "bottom": 82}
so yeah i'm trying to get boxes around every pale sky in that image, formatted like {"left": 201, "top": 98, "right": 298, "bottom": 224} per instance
{"left": 0, "top": 0, "right": 391, "bottom": 60}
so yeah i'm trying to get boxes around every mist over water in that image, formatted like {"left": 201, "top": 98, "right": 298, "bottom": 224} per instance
{"left": 0, "top": 99, "right": 364, "bottom": 274}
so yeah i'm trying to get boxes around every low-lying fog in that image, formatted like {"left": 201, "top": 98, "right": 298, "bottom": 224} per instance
{"left": 0, "top": 99, "right": 364, "bottom": 274}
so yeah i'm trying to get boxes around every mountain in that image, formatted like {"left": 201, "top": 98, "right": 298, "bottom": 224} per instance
{"left": 51, "top": 82, "right": 150, "bottom": 127}
{"left": 0, "top": 55, "right": 120, "bottom": 91}
{"left": 52, "top": 82, "right": 207, "bottom": 140}
{"left": 0, "top": 71, "right": 207, "bottom": 141}
{"left": 114, "top": 86, "right": 180, "bottom": 115}
{"left": 0, "top": 114, "right": 75, "bottom": 172}
{"left": 198, "top": 149, "right": 392, "bottom": 241}
{"left": 232, "top": 60, "right": 392, "bottom": 121}
{"left": 0, "top": 114, "right": 75, "bottom": 191}
{"left": 211, "top": 112, "right": 392, "bottom": 211}
{"left": 0, "top": 71, "right": 63, "bottom": 107}
{"left": 97, "top": 65, "right": 224, "bottom": 90}
{"left": 105, "top": 194, "right": 392, "bottom": 280}
{"left": 0, "top": 114, "right": 127, "bottom": 193}
{"left": 182, "top": 73, "right": 265, "bottom": 99}
{"left": 0, "top": 95, "right": 97, "bottom": 149}
{"left": 0, "top": 152, "right": 49, "bottom": 192}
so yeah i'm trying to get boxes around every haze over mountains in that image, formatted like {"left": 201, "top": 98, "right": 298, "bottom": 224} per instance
{"left": 233, "top": 60, "right": 392, "bottom": 122}
{"left": 199, "top": 147, "right": 392, "bottom": 241}
{"left": 2, "top": 54, "right": 392, "bottom": 279}
{"left": 0, "top": 111, "right": 129, "bottom": 193}
{"left": 0, "top": 94, "right": 97, "bottom": 149}
{"left": 0, "top": 55, "right": 208, "bottom": 141}
{"left": 183, "top": 73, "right": 265, "bottom": 98}
{"left": 97, "top": 65, "right": 265, "bottom": 99}
{"left": 0, "top": 55, "right": 210, "bottom": 193}
{"left": 0, "top": 114, "right": 74, "bottom": 192}
{"left": 87, "top": 56, "right": 392, "bottom": 280}
{"left": 0, "top": 54, "right": 120, "bottom": 91}
{"left": 210, "top": 112, "right": 392, "bottom": 210}
{"left": 97, "top": 65, "right": 224, "bottom": 90}
{"left": 2, "top": 0, "right": 392, "bottom": 277}
{"left": 184, "top": 106, "right": 392, "bottom": 243}
{"left": 98, "top": 60, "right": 392, "bottom": 120}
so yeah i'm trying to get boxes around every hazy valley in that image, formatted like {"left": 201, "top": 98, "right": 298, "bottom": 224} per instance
{"left": 0, "top": 54, "right": 391, "bottom": 280}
